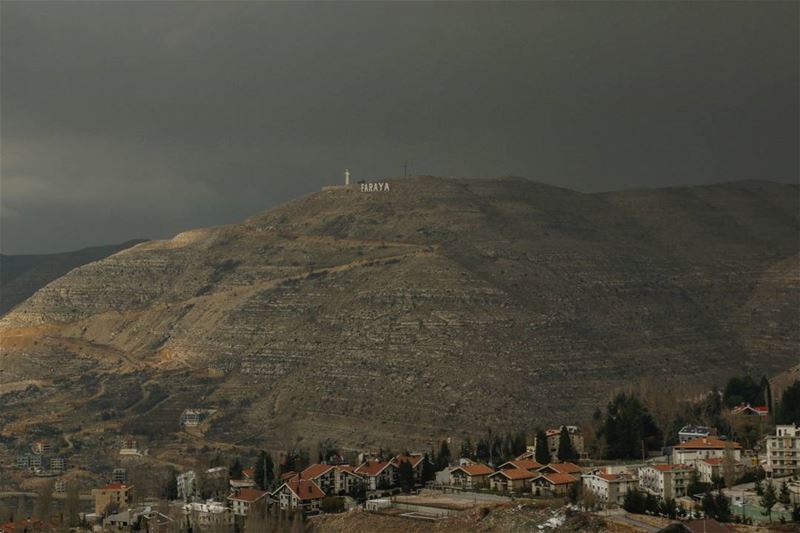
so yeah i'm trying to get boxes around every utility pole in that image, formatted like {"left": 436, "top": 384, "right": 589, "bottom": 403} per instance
{"left": 403, "top": 160, "right": 408, "bottom": 177}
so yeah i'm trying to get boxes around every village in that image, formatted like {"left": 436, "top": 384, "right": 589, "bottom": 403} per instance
{"left": 1, "top": 391, "right": 799, "bottom": 533}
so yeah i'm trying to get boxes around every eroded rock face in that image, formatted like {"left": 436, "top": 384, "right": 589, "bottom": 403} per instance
{"left": 1, "top": 177, "right": 798, "bottom": 447}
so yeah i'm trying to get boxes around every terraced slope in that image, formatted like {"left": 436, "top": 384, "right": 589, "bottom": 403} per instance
{"left": 0, "top": 177, "right": 797, "bottom": 450}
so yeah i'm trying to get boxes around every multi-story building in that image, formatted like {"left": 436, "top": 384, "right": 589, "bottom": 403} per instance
{"left": 227, "top": 488, "right": 268, "bottom": 517}
{"left": 112, "top": 468, "right": 128, "bottom": 484}
{"left": 298, "top": 464, "right": 364, "bottom": 495}
{"left": 54, "top": 479, "right": 67, "bottom": 493}
{"left": 582, "top": 470, "right": 638, "bottom": 507}
{"left": 49, "top": 457, "right": 66, "bottom": 473}
{"left": 696, "top": 458, "right": 744, "bottom": 484}
{"left": 766, "top": 424, "right": 800, "bottom": 477}
{"left": 637, "top": 464, "right": 693, "bottom": 500}
{"left": 672, "top": 437, "right": 741, "bottom": 466}
{"left": 354, "top": 460, "right": 396, "bottom": 491}
{"left": 92, "top": 483, "right": 133, "bottom": 515}
{"left": 271, "top": 479, "right": 325, "bottom": 516}
{"left": 448, "top": 463, "right": 493, "bottom": 489}
{"left": 534, "top": 426, "right": 585, "bottom": 459}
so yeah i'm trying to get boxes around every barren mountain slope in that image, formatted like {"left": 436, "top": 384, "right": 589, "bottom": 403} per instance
{"left": 0, "top": 240, "right": 145, "bottom": 316}
{"left": 0, "top": 177, "right": 797, "bottom": 450}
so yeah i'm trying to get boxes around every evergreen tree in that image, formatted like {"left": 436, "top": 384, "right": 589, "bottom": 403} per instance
{"left": 435, "top": 440, "right": 451, "bottom": 470}
{"left": 162, "top": 469, "right": 178, "bottom": 500}
{"left": 282, "top": 453, "right": 297, "bottom": 474}
{"left": 777, "top": 381, "right": 800, "bottom": 425}
{"left": 598, "top": 392, "right": 662, "bottom": 459}
{"left": 754, "top": 477, "right": 764, "bottom": 496}
{"left": 397, "top": 460, "right": 415, "bottom": 492}
{"left": 229, "top": 457, "right": 243, "bottom": 479}
{"left": 254, "top": 450, "right": 275, "bottom": 490}
{"left": 623, "top": 487, "right": 646, "bottom": 514}
{"left": 760, "top": 482, "right": 777, "bottom": 522}
{"left": 723, "top": 376, "right": 762, "bottom": 408}
{"left": 760, "top": 376, "right": 772, "bottom": 413}
{"left": 421, "top": 454, "right": 436, "bottom": 483}
{"left": 534, "top": 430, "right": 551, "bottom": 465}
{"left": 779, "top": 480, "right": 791, "bottom": 505}
{"left": 556, "top": 426, "right": 578, "bottom": 462}
{"left": 460, "top": 437, "right": 473, "bottom": 460}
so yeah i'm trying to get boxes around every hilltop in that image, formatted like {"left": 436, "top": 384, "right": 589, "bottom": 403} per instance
{"left": 0, "top": 240, "right": 145, "bottom": 316}
{"left": 0, "top": 177, "right": 797, "bottom": 452}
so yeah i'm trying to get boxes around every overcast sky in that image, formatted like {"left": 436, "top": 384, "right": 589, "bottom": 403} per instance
{"left": 1, "top": 1, "right": 798, "bottom": 254}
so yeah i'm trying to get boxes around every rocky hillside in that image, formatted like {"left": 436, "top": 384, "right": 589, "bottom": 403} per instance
{"left": 0, "top": 177, "right": 797, "bottom": 450}
{"left": 0, "top": 240, "right": 145, "bottom": 316}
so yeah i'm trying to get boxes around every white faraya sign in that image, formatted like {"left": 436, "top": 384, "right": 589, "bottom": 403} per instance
{"left": 360, "top": 182, "right": 391, "bottom": 192}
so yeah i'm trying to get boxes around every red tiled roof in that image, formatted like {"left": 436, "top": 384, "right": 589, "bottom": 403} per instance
{"left": 545, "top": 462, "right": 581, "bottom": 475}
{"left": 393, "top": 454, "right": 424, "bottom": 468}
{"left": 228, "top": 488, "right": 267, "bottom": 503}
{"left": 515, "top": 451, "right": 535, "bottom": 460}
{"left": 356, "top": 460, "right": 393, "bottom": 476}
{"left": 281, "top": 471, "right": 299, "bottom": 481}
{"left": 336, "top": 465, "right": 358, "bottom": 474}
{"left": 300, "top": 463, "right": 334, "bottom": 480}
{"left": 653, "top": 464, "right": 692, "bottom": 472}
{"left": 536, "top": 472, "right": 578, "bottom": 485}
{"left": 286, "top": 479, "right": 325, "bottom": 501}
{"left": 242, "top": 468, "right": 255, "bottom": 479}
{"left": 674, "top": 437, "right": 741, "bottom": 450}
{"left": 453, "top": 463, "right": 493, "bottom": 476}
{"left": 500, "top": 459, "right": 542, "bottom": 471}
{"left": 490, "top": 468, "right": 535, "bottom": 480}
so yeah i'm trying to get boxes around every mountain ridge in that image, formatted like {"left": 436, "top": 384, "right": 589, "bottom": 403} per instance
{"left": 0, "top": 176, "right": 797, "bottom": 450}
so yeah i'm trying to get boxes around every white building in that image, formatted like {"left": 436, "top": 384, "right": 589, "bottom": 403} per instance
{"left": 696, "top": 458, "right": 744, "bottom": 484}
{"left": 637, "top": 464, "right": 693, "bottom": 500}
{"left": 582, "top": 471, "right": 638, "bottom": 507}
{"left": 672, "top": 437, "right": 741, "bottom": 466}
{"left": 183, "top": 501, "right": 232, "bottom": 529}
{"left": 766, "top": 424, "right": 800, "bottom": 477}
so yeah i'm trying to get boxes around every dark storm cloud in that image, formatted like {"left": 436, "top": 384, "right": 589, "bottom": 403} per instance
{"left": 1, "top": 1, "right": 797, "bottom": 254}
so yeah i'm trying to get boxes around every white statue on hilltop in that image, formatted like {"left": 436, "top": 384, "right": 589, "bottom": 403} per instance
{"left": 345, "top": 169, "right": 350, "bottom": 186}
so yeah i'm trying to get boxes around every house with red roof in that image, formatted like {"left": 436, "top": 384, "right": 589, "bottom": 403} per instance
{"left": 537, "top": 462, "right": 582, "bottom": 476}
{"left": 271, "top": 478, "right": 325, "bottom": 515}
{"left": 672, "top": 437, "right": 742, "bottom": 466}
{"left": 498, "top": 459, "right": 542, "bottom": 472}
{"left": 448, "top": 463, "right": 493, "bottom": 489}
{"left": 731, "top": 403, "right": 768, "bottom": 417}
{"left": 581, "top": 470, "right": 638, "bottom": 506}
{"left": 392, "top": 454, "right": 427, "bottom": 485}
{"left": 300, "top": 464, "right": 363, "bottom": 495}
{"left": 489, "top": 468, "right": 536, "bottom": 493}
{"left": 355, "top": 460, "right": 396, "bottom": 491}
{"left": 227, "top": 487, "right": 268, "bottom": 517}
{"left": 531, "top": 472, "right": 579, "bottom": 496}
